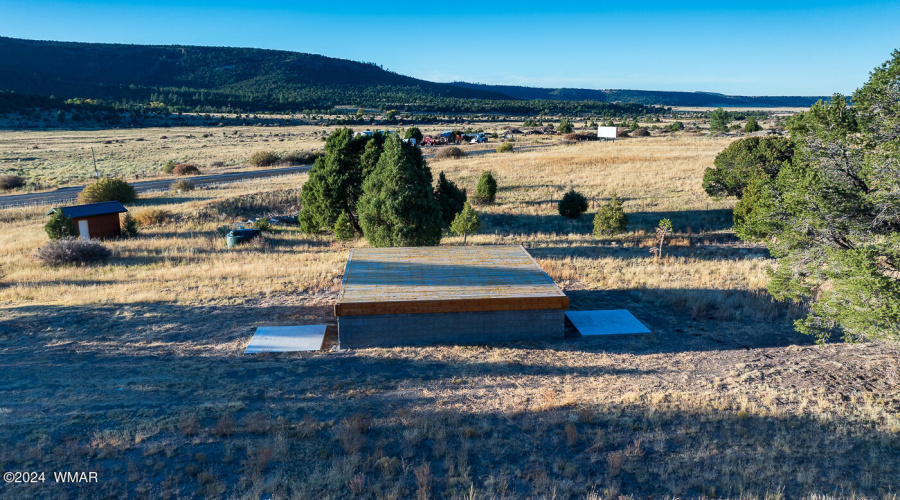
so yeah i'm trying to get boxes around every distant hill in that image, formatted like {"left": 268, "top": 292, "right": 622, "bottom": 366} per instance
{"left": 0, "top": 37, "right": 655, "bottom": 117}
{"left": 449, "top": 82, "right": 829, "bottom": 108}
{"left": 0, "top": 36, "right": 822, "bottom": 117}
{"left": 0, "top": 37, "right": 511, "bottom": 110}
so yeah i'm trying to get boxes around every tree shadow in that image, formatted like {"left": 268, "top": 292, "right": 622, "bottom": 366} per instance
{"left": 0, "top": 298, "right": 894, "bottom": 498}
{"left": 563, "top": 288, "right": 813, "bottom": 353}
{"left": 627, "top": 208, "right": 733, "bottom": 232}
{"left": 528, "top": 243, "right": 770, "bottom": 262}
{"left": 481, "top": 208, "right": 734, "bottom": 237}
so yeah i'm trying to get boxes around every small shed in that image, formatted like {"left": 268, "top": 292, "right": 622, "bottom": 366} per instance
{"left": 335, "top": 245, "right": 569, "bottom": 348}
{"left": 47, "top": 201, "right": 128, "bottom": 240}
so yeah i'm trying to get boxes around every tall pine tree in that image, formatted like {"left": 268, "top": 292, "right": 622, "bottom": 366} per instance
{"left": 357, "top": 135, "right": 443, "bottom": 247}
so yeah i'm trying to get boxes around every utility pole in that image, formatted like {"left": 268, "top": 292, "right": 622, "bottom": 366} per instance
{"left": 91, "top": 147, "right": 99, "bottom": 178}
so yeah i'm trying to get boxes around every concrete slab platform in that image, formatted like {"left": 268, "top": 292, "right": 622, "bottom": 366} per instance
{"left": 566, "top": 310, "right": 650, "bottom": 336}
{"left": 244, "top": 325, "right": 327, "bottom": 354}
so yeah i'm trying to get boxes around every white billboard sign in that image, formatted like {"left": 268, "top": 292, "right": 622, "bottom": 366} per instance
{"left": 597, "top": 126, "right": 617, "bottom": 139}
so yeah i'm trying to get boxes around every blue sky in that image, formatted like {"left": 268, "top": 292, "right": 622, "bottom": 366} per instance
{"left": 1, "top": 0, "right": 897, "bottom": 96}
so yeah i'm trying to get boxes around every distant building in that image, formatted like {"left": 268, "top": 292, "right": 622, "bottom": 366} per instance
{"left": 46, "top": 201, "right": 128, "bottom": 240}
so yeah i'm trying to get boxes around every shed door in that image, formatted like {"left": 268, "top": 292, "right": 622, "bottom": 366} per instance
{"left": 78, "top": 220, "right": 90, "bottom": 240}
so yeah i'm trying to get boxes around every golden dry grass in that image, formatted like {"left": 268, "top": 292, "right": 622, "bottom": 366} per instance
{"left": 1, "top": 131, "right": 898, "bottom": 499}
{"left": 0, "top": 122, "right": 550, "bottom": 187}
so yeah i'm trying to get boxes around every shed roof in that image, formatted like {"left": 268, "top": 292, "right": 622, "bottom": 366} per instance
{"left": 47, "top": 201, "right": 128, "bottom": 218}
{"left": 335, "top": 245, "right": 568, "bottom": 316}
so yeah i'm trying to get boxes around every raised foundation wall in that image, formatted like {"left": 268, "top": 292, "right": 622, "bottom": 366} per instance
{"left": 338, "top": 309, "right": 565, "bottom": 348}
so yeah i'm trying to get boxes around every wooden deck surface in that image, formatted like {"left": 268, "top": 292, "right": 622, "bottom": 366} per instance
{"left": 335, "top": 245, "right": 568, "bottom": 316}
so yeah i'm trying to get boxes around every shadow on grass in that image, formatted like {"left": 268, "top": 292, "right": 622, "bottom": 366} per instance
{"left": 0, "top": 300, "right": 894, "bottom": 499}
{"left": 482, "top": 213, "right": 593, "bottom": 235}
{"left": 482, "top": 208, "right": 733, "bottom": 236}
{"left": 563, "top": 288, "right": 812, "bottom": 352}
{"left": 528, "top": 243, "right": 769, "bottom": 262}
{"left": 1, "top": 283, "right": 811, "bottom": 356}
{"left": 627, "top": 208, "right": 733, "bottom": 232}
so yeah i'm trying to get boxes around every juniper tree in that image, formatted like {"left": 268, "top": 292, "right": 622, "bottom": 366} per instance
{"left": 45, "top": 211, "right": 78, "bottom": 240}
{"left": 357, "top": 135, "right": 443, "bottom": 247}
{"left": 744, "top": 116, "right": 762, "bottom": 133}
{"left": 121, "top": 213, "right": 139, "bottom": 237}
{"left": 404, "top": 126, "right": 424, "bottom": 143}
{"left": 709, "top": 108, "right": 732, "bottom": 133}
{"left": 475, "top": 170, "right": 498, "bottom": 204}
{"left": 433, "top": 171, "right": 467, "bottom": 227}
{"left": 703, "top": 137, "right": 794, "bottom": 199}
{"left": 333, "top": 212, "right": 356, "bottom": 242}
{"left": 450, "top": 202, "right": 481, "bottom": 244}
{"left": 557, "top": 189, "right": 588, "bottom": 219}
{"left": 298, "top": 128, "right": 373, "bottom": 234}
{"left": 734, "top": 50, "right": 900, "bottom": 342}
{"left": 593, "top": 193, "right": 628, "bottom": 237}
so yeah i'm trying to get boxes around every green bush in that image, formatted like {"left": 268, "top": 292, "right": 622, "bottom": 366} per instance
{"left": 667, "top": 121, "right": 685, "bottom": 132}
{"left": 249, "top": 151, "right": 282, "bottom": 167}
{"left": 450, "top": 202, "right": 481, "bottom": 244}
{"left": 170, "top": 179, "right": 195, "bottom": 192}
{"left": 333, "top": 212, "right": 356, "bottom": 242}
{"left": 496, "top": 142, "right": 514, "bottom": 153}
{"left": 703, "top": 137, "right": 793, "bottom": 198}
{"left": 162, "top": 160, "right": 177, "bottom": 174}
{"left": 121, "top": 213, "right": 139, "bottom": 237}
{"left": 593, "top": 194, "right": 628, "bottom": 236}
{"left": 433, "top": 172, "right": 467, "bottom": 227}
{"left": 557, "top": 118, "right": 574, "bottom": 134}
{"left": 172, "top": 163, "right": 201, "bottom": 176}
{"left": 78, "top": 178, "right": 137, "bottom": 204}
{"left": 710, "top": 108, "right": 732, "bottom": 133}
{"left": 252, "top": 218, "right": 271, "bottom": 231}
{"left": 557, "top": 189, "right": 588, "bottom": 219}
{"left": 45, "top": 211, "right": 78, "bottom": 240}
{"left": 0, "top": 174, "right": 25, "bottom": 190}
{"left": 744, "top": 116, "right": 763, "bottom": 133}
{"left": 475, "top": 171, "right": 498, "bottom": 204}
{"left": 404, "top": 126, "right": 424, "bottom": 143}
{"left": 36, "top": 238, "right": 111, "bottom": 267}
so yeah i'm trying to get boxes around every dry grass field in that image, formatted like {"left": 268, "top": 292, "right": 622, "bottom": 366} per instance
{"left": 0, "top": 121, "right": 551, "bottom": 188}
{"left": 1, "top": 131, "right": 898, "bottom": 499}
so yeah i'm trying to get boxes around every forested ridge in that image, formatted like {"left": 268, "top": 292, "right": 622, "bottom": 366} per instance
{"left": 450, "top": 82, "right": 830, "bottom": 108}
{"left": 0, "top": 37, "right": 656, "bottom": 116}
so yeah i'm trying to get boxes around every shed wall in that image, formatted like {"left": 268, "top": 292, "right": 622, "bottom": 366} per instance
{"left": 338, "top": 309, "right": 565, "bottom": 348}
{"left": 73, "top": 213, "right": 121, "bottom": 239}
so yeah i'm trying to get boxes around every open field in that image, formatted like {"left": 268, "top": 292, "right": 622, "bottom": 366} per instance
{"left": 0, "top": 113, "right": 783, "bottom": 190}
{"left": 1, "top": 134, "right": 898, "bottom": 499}
{"left": 0, "top": 122, "right": 549, "bottom": 188}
